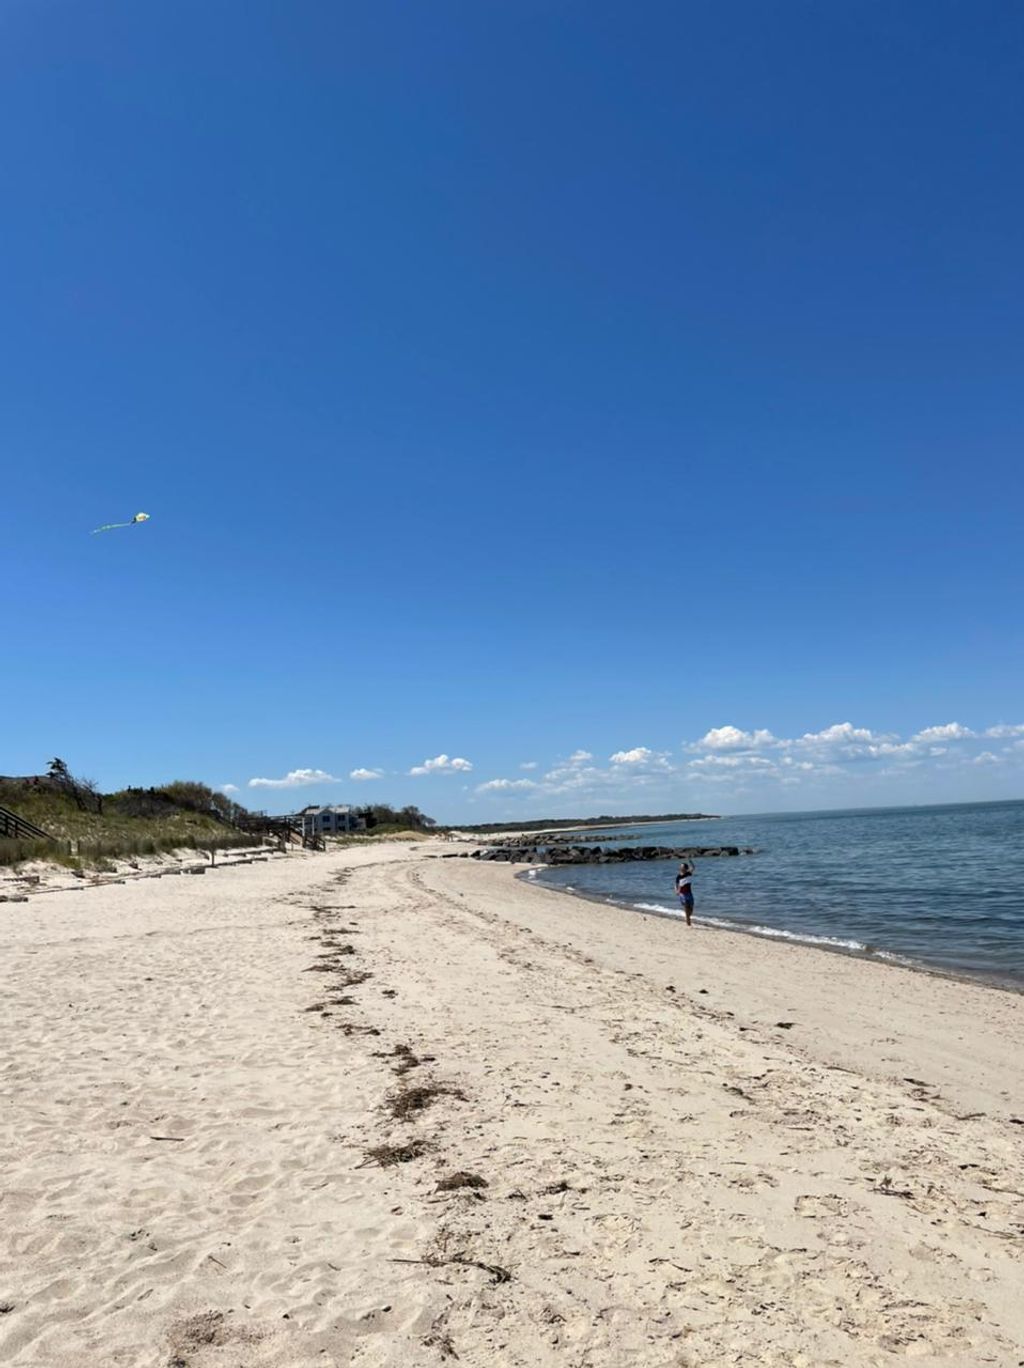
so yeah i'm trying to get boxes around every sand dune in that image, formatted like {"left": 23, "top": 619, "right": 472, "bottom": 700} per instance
{"left": 1, "top": 842, "right": 1022, "bottom": 1365}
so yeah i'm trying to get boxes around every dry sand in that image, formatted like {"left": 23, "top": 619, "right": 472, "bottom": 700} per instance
{"left": 1, "top": 841, "right": 1022, "bottom": 1367}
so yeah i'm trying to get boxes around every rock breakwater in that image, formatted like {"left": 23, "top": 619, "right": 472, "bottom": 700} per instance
{"left": 440, "top": 844, "right": 754, "bottom": 865}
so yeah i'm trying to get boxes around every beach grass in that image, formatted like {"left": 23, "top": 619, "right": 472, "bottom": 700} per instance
{"left": 0, "top": 780, "right": 260, "bottom": 869}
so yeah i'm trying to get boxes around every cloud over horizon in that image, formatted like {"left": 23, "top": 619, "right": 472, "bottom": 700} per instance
{"left": 409, "top": 754, "right": 474, "bottom": 776}
{"left": 472, "top": 716, "right": 1024, "bottom": 811}
{"left": 610, "top": 746, "right": 654, "bottom": 765}
{"left": 678, "top": 717, "right": 1024, "bottom": 794}
{"left": 236, "top": 717, "right": 1024, "bottom": 818}
{"left": 696, "top": 726, "right": 777, "bottom": 752}
{"left": 248, "top": 768, "right": 340, "bottom": 789}
{"left": 912, "top": 722, "right": 975, "bottom": 743}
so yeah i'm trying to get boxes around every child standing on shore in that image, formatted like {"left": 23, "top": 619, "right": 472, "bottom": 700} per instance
{"left": 675, "top": 861, "right": 695, "bottom": 926}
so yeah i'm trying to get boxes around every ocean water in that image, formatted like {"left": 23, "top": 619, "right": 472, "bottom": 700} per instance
{"left": 530, "top": 800, "right": 1024, "bottom": 988}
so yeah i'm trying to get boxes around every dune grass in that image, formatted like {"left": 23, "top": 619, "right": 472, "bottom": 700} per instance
{"left": 0, "top": 780, "right": 261, "bottom": 869}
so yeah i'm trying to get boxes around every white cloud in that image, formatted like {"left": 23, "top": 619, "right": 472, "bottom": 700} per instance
{"left": 865, "top": 741, "right": 916, "bottom": 756}
{"left": 409, "top": 754, "right": 474, "bottom": 776}
{"left": 690, "top": 722, "right": 906, "bottom": 770}
{"left": 678, "top": 715, "right": 1018, "bottom": 797}
{"left": 350, "top": 767, "right": 383, "bottom": 781}
{"left": 688, "top": 767, "right": 743, "bottom": 784}
{"left": 798, "top": 722, "right": 880, "bottom": 746}
{"left": 541, "top": 751, "right": 597, "bottom": 786}
{"left": 787, "top": 724, "right": 918, "bottom": 765}
{"left": 541, "top": 745, "right": 670, "bottom": 794}
{"left": 608, "top": 747, "right": 673, "bottom": 772}
{"left": 912, "top": 723, "right": 975, "bottom": 743}
{"left": 423, "top": 715, "right": 1021, "bottom": 811}
{"left": 542, "top": 764, "right": 603, "bottom": 790}
{"left": 248, "top": 768, "right": 339, "bottom": 790}
{"left": 690, "top": 754, "right": 776, "bottom": 772}
{"left": 609, "top": 747, "right": 652, "bottom": 765}
{"left": 696, "top": 726, "right": 777, "bottom": 751}
{"left": 220, "top": 783, "right": 240, "bottom": 795}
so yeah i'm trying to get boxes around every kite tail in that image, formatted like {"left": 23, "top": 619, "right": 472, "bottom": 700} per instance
{"left": 91, "top": 521, "right": 132, "bottom": 534}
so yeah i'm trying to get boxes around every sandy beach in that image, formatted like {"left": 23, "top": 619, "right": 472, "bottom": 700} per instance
{"left": 2, "top": 841, "right": 1022, "bottom": 1367}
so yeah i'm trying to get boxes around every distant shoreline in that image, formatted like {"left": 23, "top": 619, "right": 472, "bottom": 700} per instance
{"left": 453, "top": 813, "right": 720, "bottom": 837}
{"left": 558, "top": 815, "right": 722, "bottom": 834}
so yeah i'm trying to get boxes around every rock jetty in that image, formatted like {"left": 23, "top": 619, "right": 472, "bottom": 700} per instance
{"left": 440, "top": 844, "right": 754, "bottom": 865}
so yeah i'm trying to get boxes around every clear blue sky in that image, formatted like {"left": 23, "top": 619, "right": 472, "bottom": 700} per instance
{"left": 2, "top": 1, "right": 1022, "bottom": 821}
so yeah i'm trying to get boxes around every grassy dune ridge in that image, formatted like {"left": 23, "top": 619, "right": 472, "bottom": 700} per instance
{"left": 0, "top": 779, "right": 260, "bottom": 868}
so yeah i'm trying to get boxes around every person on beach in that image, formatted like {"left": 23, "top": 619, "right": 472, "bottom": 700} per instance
{"left": 675, "top": 861, "right": 694, "bottom": 926}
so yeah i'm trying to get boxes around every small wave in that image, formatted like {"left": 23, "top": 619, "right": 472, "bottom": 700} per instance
{"left": 703, "top": 917, "right": 866, "bottom": 951}
{"left": 751, "top": 927, "right": 867, "bottom": 952}
{"left": 874, "top": 949, "right": 918, "bottom": 967}
{"left": 633, "top": 901, "right": 684, "bottom": 917}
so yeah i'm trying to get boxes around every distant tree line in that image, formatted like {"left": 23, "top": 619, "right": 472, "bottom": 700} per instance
{"left": 456, "top": 811, "right": 719, "bottom": 834}
{"left": 354, "top": 803, "right": 436, "bottom": 832}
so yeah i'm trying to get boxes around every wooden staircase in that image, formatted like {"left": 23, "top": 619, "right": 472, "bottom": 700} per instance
{"left": 0, "top": 805, "right": 53, "bottom": 843}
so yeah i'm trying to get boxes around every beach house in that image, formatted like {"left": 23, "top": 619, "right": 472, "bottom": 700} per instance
{"left": 295, "top": 804, "right": 366, "bottom": 838}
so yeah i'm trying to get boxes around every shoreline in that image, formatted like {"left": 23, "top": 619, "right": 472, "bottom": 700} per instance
{"left": 452, "top": 814, "right": 722, "bottom": 839}
{"left": 3, "top": 840, "right": 1023, "bottom": 1365}
{"left": 434, "top": 851, "right": 1024, "bottom": 1121}
{"left": 520, "top": 867, "right": 1024, "bottom": 998}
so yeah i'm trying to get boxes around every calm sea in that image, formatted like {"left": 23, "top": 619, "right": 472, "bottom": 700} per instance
{"left": 530, "top": 800, "right": 1024, "bottom": 989}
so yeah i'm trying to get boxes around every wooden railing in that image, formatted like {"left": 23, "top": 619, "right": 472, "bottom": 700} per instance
{"left": 234, "top": 813, "right": 324, "bottom": 851}
{"left": 0, "top": 805, "right": 53, "bottom": 842}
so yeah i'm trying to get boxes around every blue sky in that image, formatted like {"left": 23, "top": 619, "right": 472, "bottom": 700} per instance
{"left": 2, "top": 1, "right": 1022, "bottom": 821}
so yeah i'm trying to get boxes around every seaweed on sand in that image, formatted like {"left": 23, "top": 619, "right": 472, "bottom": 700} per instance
{"left": 435, "top": 1171, "right": 488, "bottom": 1192}
{"left": 373, "top": 1043, "right": 428, "bottom": 1075}
{"left": 387, "top": 1083, "right": 466, "bottom": 1121}
{"left": 362, "top": 1139, "right": 430, "bottom": 1167}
